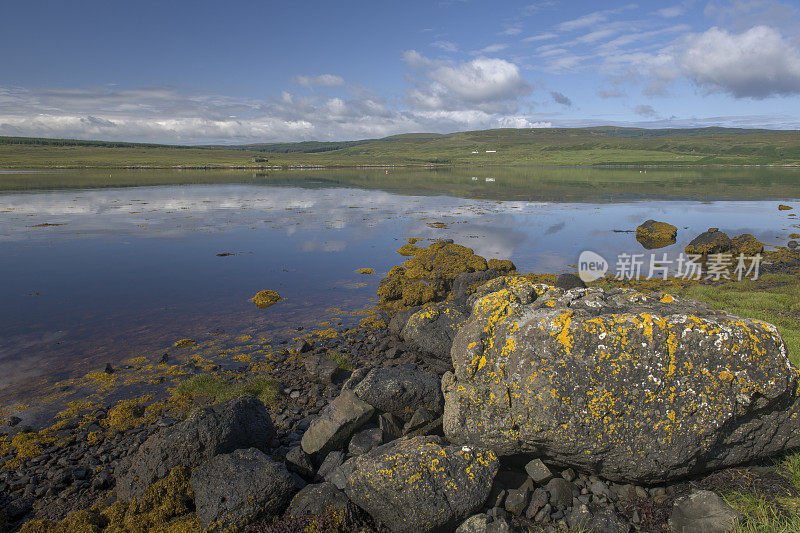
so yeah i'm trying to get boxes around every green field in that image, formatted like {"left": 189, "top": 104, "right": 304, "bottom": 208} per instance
{"left": 2, "top": 127, "right": 800, "bottom": 168}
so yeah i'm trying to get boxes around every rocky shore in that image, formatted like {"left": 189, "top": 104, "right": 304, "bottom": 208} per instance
{"left": 1, "top": 239, "right": 799, "bottom": 533}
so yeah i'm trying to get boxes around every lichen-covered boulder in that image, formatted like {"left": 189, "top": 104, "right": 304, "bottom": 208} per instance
{"left": 343, "top": 435, "right": 498, "bottom": 533}
{"left": 685, "top": 228, "right": 732, "bottom": 258}
{"left": 443, "top": 278, "right": 800, "bottom": 482}
{"left": 116, "top": 396, "right": 275, "bottom": 500}
{"left": 636, "top": 220, "right": 677, "bottom": 249}
{"left": 731, "top": 233, "right": 764, "bottom": 256}
{"left": 401, "top": 299, "right": 470, "bottom": 361}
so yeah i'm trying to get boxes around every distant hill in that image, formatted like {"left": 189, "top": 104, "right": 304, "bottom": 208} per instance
{"left": 1, "top": 127, "right": 799, "bottom": 167}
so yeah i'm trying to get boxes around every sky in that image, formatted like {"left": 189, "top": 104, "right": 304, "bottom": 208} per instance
{"left": 1, "top": 0, "right": 800, "bottom": 144}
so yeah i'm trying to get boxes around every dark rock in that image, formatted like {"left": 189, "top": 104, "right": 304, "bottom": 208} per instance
{"left": 450, "top": 269, "right": 502, "bottom": 301}
{"left": 286, "top": 481, "right": 351, "bottom": 520}
{"left": 401, "top": 299, "right": 470, "bottom": 361}
{"left": 525, "top": 458, "right": 553, "bottom": 484}
{"left": 7, "top": 416, "right": 21, "bottom": 427}
{"left": 353, "top": 365, "right": 443, "bottom": 421}
{"left": 304, "top": 355, "right": 339, "bottom": 384}
{"left": 636, "top": 220, "right": 678, "bottom": 249}
{"left": 545, "top": 478, "right": 576, "bottom": 508}
{"left": 389, "top": 307, "right": 421, "bottom": 336}
{"left": 554, "top": 273, "right": 586, "bottom": 290}
{"left": 296, "top": 339, "right": 312, "bottom": 353}
{"left": 669, "top": 490, "right": 742, "bottom": 533}
{"left": 526, "top": 488, "right": 549, "bottom": 519}
{"left": 191, "top": 448, "right": 298, "bottom": 532}
{"left": 443, "top": 281, "right": 800, "bottom": 482}
{"left": 300, "top": 389, "right": 374, "bottom": 456}
{"left": 348, "top": 427, "right": 384, "bottom": 456}
{"left": 504, "top": 487, "right": 530, "bottom": 516}
{"left": 286, "top": 446, "right": 315, "bottom": 479}
{"left": 455, "top": 514, "right": 491, "bottom": 533}
{"left": 378, "top": 412, "right": 403, "bottom": 441}
{"left": 315, "top": 451, "right": 344, "bottom": 481}
{"left": 561, "top": 468, "right": 576, "bottom": 482}
{"left": 403, "top": 407, "right": 438, "bottom": 435}
{"left": 116, "top": 396, "right": 275, "bottom": 500}
{"left": 789, "top": 240, "right": 798, "bottom": 249}
{"left": 343, "top": 436, "right": 498, "bottom": 533}
{"left": 685, "top": 228, "right": 733, "bottom": 258}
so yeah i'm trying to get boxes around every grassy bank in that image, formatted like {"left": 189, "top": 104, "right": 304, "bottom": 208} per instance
{"left": 2, "top": 127, "right": 800, "bottom": 168}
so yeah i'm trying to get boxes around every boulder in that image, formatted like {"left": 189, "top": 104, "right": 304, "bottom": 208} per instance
{"left": 116, "top": 396, "right": 275, "bottom": 500}
{"left": 685, "top": 228, "right": 732, "bottom": 258}
{"left": 554, "top": 273, "right": 586, "bottom": 290}
{"left": 669, "top": 490, "right": 742, "bottom": 533}
{"left": 443, "top": 278, "right": 800, "bottom": 482}
{"left": 450, "top": 269, "right": 502, "bottom": 300}
{"left": 731, "top": 233, "right": 764, "bottom": 256}
{"left": 301, "top": 389, "right": 374, "bottom": 456}
{"left": 353, "top": 365, "right": 443, "bottom": 421}
{"left": 348, "top": 427, "right": 384, "bottom": 456}
{"left": 636, "top": 220, "right": 678, "bottom": 249}
{"left": 343, "top": 435, "right": 498, "bottom": 533}
{"left": 190, "top": 448, "right": 298, "bottom": 532}
{"left": 285, "top": 445, "right": 315, "bottom": 479}
{"left": 401, "top": 299, "right": 470, "bottom": 361}
{"left": 286, "top": 481, "right": 351, "bottom": 520}
{"left": 304, "top": 355, "right": 339, "bottom": 384}
{"left": 389, "top": 306, "right": 421, "bottom": 336}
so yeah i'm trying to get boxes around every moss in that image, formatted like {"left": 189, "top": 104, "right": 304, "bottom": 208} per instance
{"left": 731, "top": 233, "right": 765, "bottom": 255}
{"left": 251, "top": 289, "right": 283, "bottom": 309}
{"left": 397, "top": 244, "right": 421, "bottom": 256}
{"left": 401, "top": 282, "right": 436, "bottom": 307}
{"left": 487, "top": 258, "right": 516, "bottom": 273}
{"left": 355, "top": 268, "right": 374, "bottom": 275}
{"left": 173, "top": 339, "right": 195, "bottom": 348}
{"left": 635, "top": 220, "right": 677, "bottom": 249}
{"left": 325, "top": 349, "right": 353, "bottom": 371}
{"left": 173, "top": 374, "right": 278, "bottom": 405}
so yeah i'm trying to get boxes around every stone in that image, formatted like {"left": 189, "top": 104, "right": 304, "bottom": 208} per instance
{"left": 286, "top": 481, "right": 351, "bottom": 520}
{"left": 401, "top": 299, "right": 470, "bottom": 361}
{"left": 378, "top": 412, "right": 403, "bottom": 441}
{"left": 404, "top": 407, "right": 439, "bottom": 435}
{"left": 316, "top": 451, "right": 344, "bottom": 481}
{"left": 295, "top": 339, "right": 312, "bottom": 353}
{"left": 348, "top": 427, "right": 384, "bottom": 456}
{"left": 450, "top": 269, "right": 503, "bottom": 301}
{"left": 343, "top": 435, "right": 498, "bottom": 533}
{"left": 353, "top": 365, "right": 443, "bottom": 421}
{"left": 525, "top": 458, "right": 553, "bottom": 484}
{"left": 455, "top": 514, "right": 491, "bottom": 533}
{"left": 731, "top": 233, "right": 764, "bottom": 256}
{"left": 526, "top": 488, "right": 549, "bottom": 519}
{"left": 561, "top": 468, "right": 576, "bottom": 482}
{"left": 389, "top": 307, "right": 421, "bottom": 336}
{"left": 304, "top": 355, "right": 339, "bottom": 384}
{"left": 669, "top": 490, "right": 742, "bottom": 533}
{"left": 545, "top": 478, "right": 576, "bottom": 508}
{"left": 443, "top": 278, "right": 800, "bottom": 482}
{"left": 190, "top": 448, "right": 298, "bottom": 532}
{"left": 301, "top": 389, "right": 374, "bottom": 456}
{"left": 285, "top": 445, "right": 315, "bottom": 479}
{"left": 685, "top": 228, "right": 733, "bottom": 259}
{"left": 554, "top": 273, "right": 586, "bottom": 290}
{"left": 504, "top": 487, "right": 530, "bottom": 516}
{"left": 636, "top": 220, "right": 678, "bottom": 249}
{"left": 116, "top": 396, "right": 275, "bottom": 500}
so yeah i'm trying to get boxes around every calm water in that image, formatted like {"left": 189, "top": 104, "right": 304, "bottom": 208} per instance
{"left": 1, "top": 167, "right": 799, "bottom": 399}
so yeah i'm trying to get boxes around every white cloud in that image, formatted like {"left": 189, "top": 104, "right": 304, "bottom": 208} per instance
{"left": 432, "top": 40, "right": 458, "bottom": 52}
{"left": 403, "top": 52, "right": 533, "bottom": 113}
{"left": 678, "top": 26, "right": 800, "bottom": 98}
{"left": 522, "top": 32, "right": 558, "bottom": 43}
{"left": 295, "top": 74, "right": 345, "bottom": 88}
{"left": 477, "top": 43, "right": 509, "bottom": 54}
{"left": 656, "top": 6, "right": 684, "bottom": 18}
{"left": 557, "top": 11, "right": 609, "bottom": 32}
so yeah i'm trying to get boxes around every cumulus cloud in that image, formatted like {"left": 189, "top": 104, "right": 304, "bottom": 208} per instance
{"left": 678, "top": 26, "right": 800, "bottom": 98}
{"left": 403, "top": 51, "right": 533, "bottom": 113}
{"left": 551, "top": 91, "right": 572, "bottom": 106}
{"left": 295, "top": 74, "right": 345, "bottom": 88}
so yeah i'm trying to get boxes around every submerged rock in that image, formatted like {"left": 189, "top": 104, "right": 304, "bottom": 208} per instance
{"left": 191, "top": 448, "right": 298, "bottom": 532}
{"left": 636, "top": 219, "right": 677, "bottom": 249}
{"left": 343, "top": 435, "right": 498, "bottom": 533}
{"left": 116, "top": 396, "right": 275, "bottom": 500}
{"left": 443, "top": 278, "right": 800, "bottom": 482}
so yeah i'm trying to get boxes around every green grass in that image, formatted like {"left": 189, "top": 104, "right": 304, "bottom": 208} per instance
{"left": 2, "top": 126, "right": 800, "bottom": 168}
{"left": 727, "top": 490, "right": 800, "bottom": 532}
{"left": 174, "top": 374, "right": 278, "bottom": 405}
{"left": 325, "top": 349, "right": 353, "bottom": 371}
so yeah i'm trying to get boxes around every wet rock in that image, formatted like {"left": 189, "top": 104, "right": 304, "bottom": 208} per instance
{"left": 190, "top": 448, "right": 298, "bottom": 532}
{"left": 286, "top": 481, "right": 351, "bottom": 520}
{"left": 636, "top": 220, "right": 678, "bottom": 249}
{"left": 116, "top": 396, "right": 275, "bottom": 500}
{"left": 304, "top": 355, "right": 339, "bottom": 384}
{"left": 669, "top": 490, "right": 742, "bottom": 533}
{"left": 343, "top": 435, "right": 498, "bottom": 533}
{"left": 443, "top": 278, "right": 800, "bottom": 482}
{"left": 353, "top": 365, "right": 443, "bottom": 421}
{"left": 251, "top": 289, "right": 283, "bottom": 309}
{"left": 401, "top": 299, "right": 470, "bottom": 361}
{"left": 301, "top": 389, "right": 374, "bottom": 456}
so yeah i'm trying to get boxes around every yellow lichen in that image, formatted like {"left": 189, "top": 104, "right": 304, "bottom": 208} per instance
{"left": 355, "top": 267, "right": 374, "bottom": 275}
{"left": 251, "top": 289, "right": 283, "bottom": 309}
{"left": 173, "top": 339, "right": 195, "bottom": 348}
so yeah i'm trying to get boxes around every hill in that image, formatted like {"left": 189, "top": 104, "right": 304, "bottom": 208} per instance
{"left": 1, "top": 127, "right": 799, "bottom": 167}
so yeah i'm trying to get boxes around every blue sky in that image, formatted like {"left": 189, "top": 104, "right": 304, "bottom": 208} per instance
{"left": 1, "top": 0, "right": 800, "bottom": 143}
